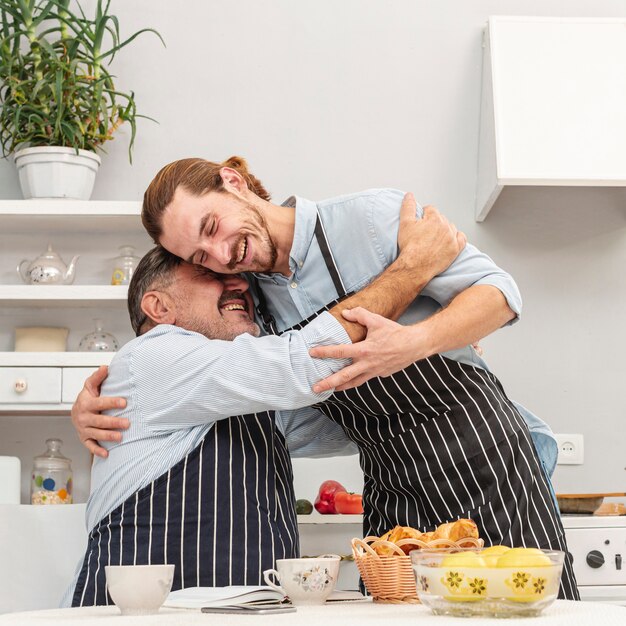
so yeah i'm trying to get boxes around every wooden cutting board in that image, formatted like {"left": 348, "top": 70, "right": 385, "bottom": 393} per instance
{"left": 556, "top": 493, "right": 626, "bottom": 498}
{"left": 594, "top": 502, "right": 626, "bottom": 516}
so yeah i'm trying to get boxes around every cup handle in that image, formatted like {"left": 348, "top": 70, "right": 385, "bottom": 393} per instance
{"left": 263, "top": 568, "right": 285, "bottom": 595}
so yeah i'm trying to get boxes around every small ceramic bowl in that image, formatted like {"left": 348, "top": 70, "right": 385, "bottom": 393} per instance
{"left": 105, "top": 564, "right": 175, "bottom": 615}
{"left": 411, "top": 548, "right": 564, "bottom": 618}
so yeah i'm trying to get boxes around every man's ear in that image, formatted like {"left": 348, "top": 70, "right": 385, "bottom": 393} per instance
{"left": 219, "top": 166, "right": 249, "bottom": 198}
{"left": 141, "top": 291, "right": 176, "bottom": 327}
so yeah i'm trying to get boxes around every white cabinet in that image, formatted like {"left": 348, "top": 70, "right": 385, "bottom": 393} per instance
{"left": 0, "top": 200, "right": 149, "bottom": 412}
{"left": 0, "top": 368, "right": 61, "bottom": 404}
{"left": 476, "top": 17, "right": 626, "bottom": 221}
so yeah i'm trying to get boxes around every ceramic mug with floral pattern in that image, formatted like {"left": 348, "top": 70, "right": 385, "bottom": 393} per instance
{"left": 263, "top": 555, "right": 341, "bottom": 605}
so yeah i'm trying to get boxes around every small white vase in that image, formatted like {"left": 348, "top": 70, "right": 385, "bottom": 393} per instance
{"left": 14, "top": 146, "right": 101, "bottom": 200}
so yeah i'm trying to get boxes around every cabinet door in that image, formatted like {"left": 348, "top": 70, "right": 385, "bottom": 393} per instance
{"left": 62, "top": 367, "right": 98, "bottom": 403}
{"left": 0, "top": 368, "right": 62, "bottom": 403}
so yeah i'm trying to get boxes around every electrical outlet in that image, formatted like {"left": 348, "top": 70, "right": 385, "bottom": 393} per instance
{"left": 555, "top": 434, "right": 584, "bottom": 465}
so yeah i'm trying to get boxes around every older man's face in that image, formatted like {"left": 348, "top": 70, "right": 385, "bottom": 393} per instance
{"left": 169, "top": 263, "right": 259, "bottom": 341}
{"left": 160, "top": 187, "right": 278, "bottom": 275}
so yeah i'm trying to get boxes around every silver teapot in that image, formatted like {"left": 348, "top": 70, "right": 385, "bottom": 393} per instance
{"left": 18, "top": 244, "right": 79, "bottom": 285}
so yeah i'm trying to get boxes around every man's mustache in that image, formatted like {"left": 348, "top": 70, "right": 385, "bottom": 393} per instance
{"left": 218, "top": 290, "right": 247, "bottom": 308}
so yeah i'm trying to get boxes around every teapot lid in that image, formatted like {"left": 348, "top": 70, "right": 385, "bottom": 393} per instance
{"left": 40, "top": 244, "right": 60, "bottom": 259}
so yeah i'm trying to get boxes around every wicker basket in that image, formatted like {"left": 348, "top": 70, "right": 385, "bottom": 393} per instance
{"left": 352, "top": 535, "right": 484, "bottom": 604}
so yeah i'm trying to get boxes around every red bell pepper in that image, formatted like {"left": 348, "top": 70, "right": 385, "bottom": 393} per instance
{"left": 334, "top": 491, "right": 364, "bottom": 514}
{"left": 314, "top": 480, "right": 347, "bottom": 514}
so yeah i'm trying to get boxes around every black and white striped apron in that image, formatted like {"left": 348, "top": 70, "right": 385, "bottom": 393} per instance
{"left": 254, "top": 213, "right": 579, "bottom": 601}
{"left": 72, "top": 411, "right": 298, "bottom": 606}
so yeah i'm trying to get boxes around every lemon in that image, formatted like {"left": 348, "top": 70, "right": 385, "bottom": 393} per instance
{"left": 480, "top": 545, "right": 510, "bottom": 567}
{"left": 496, "top": 547, "right": 551, "bottom": 568}
{"left": 441, "top": 551, "right": 487, "bottom": 568}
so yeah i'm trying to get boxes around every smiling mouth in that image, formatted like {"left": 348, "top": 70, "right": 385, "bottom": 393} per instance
{"left": 231, "top": 237, "right": 248, "bottom": 267}
{"left": 218, "top": 291, "right": 249, "bottom": 315}
{"left": 221, "top": 302, "right": 246, "bottom": 312}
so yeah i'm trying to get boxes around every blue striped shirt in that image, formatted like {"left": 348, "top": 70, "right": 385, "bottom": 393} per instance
{"left": 86, "top": 312, "right": 356, "bottom": 533}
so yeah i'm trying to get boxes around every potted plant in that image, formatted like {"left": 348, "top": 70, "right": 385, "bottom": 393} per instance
{"left": 0, "top": 0, "right": 163, "bottom": 199}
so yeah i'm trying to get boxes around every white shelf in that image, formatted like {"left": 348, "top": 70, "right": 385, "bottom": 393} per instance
{"left": 0, "top": 352, "right": 115, "bottom": 367}
{"left": 0, "top": 199, "right": 141, "bottom": 215}
{"left": 0, "top": 285, "right": 128, "bottom": 306}
{"left": 0, "top": 199, "right": 147, "bottom": 234}
{"left": 0, "top": 404, "right": 73, "bottom": 415}
{"left": 297, "top": 514, "right": 362, "bottom": 524}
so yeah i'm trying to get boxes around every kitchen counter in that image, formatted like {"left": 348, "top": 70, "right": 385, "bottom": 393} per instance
{"left": 0, "top": 600, "right": 624, "bottom": 625}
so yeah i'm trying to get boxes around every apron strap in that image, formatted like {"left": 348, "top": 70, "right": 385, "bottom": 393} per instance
{"left": 314, "top": 213, "right": 348, "bottom": 299}
{"left": 252, "top": 209, "right": 348, "bottom": 335}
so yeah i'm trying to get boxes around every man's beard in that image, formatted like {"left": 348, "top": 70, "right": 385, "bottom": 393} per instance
{"left": 177, "top": 310, "right": 260, "bottom": 341}
{"left": 226, "top": 203, "right": 278, "bottom": 272}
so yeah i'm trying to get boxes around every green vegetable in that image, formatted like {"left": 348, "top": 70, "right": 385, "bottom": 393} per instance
{"left": 296, "top": 498, "right": 313, "bottom": 515}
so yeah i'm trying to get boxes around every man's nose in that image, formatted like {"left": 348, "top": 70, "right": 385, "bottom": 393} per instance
{"left": 222, "top": 274, "right": 249, "bottom": 292}
{"left": 204, "top": 239, "right": 231, "bottom": 267}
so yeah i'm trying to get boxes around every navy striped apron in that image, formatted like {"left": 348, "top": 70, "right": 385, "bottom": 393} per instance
{"left": 254, "top": 213, "right": 579, "bottom": 601}
{"left": 72, "top": 411, "right": 298, "bottom": 606}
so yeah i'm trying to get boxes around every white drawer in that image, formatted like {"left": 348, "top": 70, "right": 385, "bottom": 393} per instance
{"left": 0, "top": 367, "right": 62, "bottom": 403}
{"left": 62, "top": 367, "right": 98, "bottom": 403}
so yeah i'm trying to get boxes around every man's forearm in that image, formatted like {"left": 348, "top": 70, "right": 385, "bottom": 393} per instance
{"left": 406, "top": 284, "right": 515, "bottom": 360}
{"left": 329, "top": 255, "right": 430, "bottom": 342}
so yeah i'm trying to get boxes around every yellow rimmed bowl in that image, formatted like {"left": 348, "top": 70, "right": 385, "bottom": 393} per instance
{"left": 410, "top": 547, "right": 564, "bottom": 618}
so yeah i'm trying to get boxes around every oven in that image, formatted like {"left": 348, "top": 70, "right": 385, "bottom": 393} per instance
{"left": 562, "top": 515, "right": 626, "bottom": 605}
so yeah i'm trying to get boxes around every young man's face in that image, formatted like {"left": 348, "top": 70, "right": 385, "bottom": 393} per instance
{"left": 160, "top": 187, "right": 278, "bottom": 275}
{"left": 168, "top": 264, "right": 259, "bottom": 341}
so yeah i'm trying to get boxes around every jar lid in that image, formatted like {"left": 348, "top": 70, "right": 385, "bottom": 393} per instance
{"left": 33, "top": 438, "right": 72, "bottom": 470}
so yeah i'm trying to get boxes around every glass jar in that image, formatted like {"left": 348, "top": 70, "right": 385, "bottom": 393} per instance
{"left": 78, "top": 318, "right": 119, "bottom": 352}
{"left": 111, "top": 245, "right": 140, "bottom": 285}
{"left": 31, "top": 438, "right": 73, "bottom": 505}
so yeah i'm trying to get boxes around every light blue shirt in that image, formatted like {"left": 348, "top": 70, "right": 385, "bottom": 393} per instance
{"left": 253, "top": 189, "right": 558, "bottom": 476}
{"left": 86, "top": 314, "right": 356, "bottom": 533}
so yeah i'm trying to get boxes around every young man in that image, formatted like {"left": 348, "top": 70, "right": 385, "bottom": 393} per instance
{"left": 68, "top": 218, "right": 447, "bottom": 605}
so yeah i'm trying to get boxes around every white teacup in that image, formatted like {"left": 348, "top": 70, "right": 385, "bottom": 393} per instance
{"left": 105, "top": 564, "right": 175, "bottom": 615}
{"left": 263, "top": 555, "right": 340, "bottom": 605}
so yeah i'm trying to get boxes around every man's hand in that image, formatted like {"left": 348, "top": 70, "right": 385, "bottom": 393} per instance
{"left": 397, "top": 194, "right": 466, "bottom": 281}
{"left": 311, "top": 307, "right": 426, "bottom": 392}
{"left": 71, "top": 366, "right": 129, "bottom": 458}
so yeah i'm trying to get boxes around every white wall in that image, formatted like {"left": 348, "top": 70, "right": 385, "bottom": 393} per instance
{"left": 1, "top": 1, "right": 625, "bottom": 501}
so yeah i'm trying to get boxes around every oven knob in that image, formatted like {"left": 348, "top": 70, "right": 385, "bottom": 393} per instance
{"left": 617, "top": 554, "right": 622, "bottom": 570}
{"left": 586, "top": 550, "right": 605, "bottom": 568}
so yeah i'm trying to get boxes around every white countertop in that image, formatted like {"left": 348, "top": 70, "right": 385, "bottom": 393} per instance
{"left": 0, "top": 600, "right": 624, "bottom": 625}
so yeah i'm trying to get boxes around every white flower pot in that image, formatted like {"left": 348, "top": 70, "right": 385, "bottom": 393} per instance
{"left": 14, "top": 146, "right": 101, "bottom": 200}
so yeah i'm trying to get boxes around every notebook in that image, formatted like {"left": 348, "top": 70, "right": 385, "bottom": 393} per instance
{"left": 165, "top": 586, "right": 367, "bottom": 609}
{"left": 164, "top": 586, "right": 285, "bottom": 609}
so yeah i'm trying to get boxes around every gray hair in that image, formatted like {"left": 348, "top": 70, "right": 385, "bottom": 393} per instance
{"left": 127, "top": 246, "right": 183, "bottom": 336}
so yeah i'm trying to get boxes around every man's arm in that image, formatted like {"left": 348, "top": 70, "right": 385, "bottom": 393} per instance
{"left": 311, "top": 286, "right": 513, "bottom": 392}
{"left": 326, "top": 194, "right": 466, "bottom": 342}
{"left": 309, "top": 190, "right": 518, "bottom": 391}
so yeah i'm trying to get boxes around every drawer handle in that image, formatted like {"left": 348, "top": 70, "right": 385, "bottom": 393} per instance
{"left": 14, "top": 378, "right": 28, "bottom": 394}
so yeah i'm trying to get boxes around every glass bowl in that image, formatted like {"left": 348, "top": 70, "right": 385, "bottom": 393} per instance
{"left": 411, "top": 547, "right": 564, "bottom": 618}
